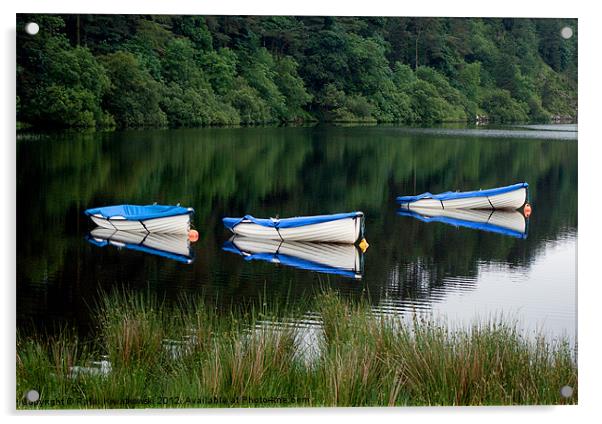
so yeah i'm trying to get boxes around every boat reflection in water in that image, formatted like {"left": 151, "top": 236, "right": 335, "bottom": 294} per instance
{"left": 397, "top": 207, "right": 528, "bottom": 239}
{"left": 86, "top": 227, "right": 195, "bottom": 264}
{"left": 223, "top": 236, "right": 364, "bottom": 279}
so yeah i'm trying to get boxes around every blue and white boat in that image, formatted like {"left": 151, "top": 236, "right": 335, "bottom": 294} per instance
{"left": 396, "top": 182, "right": 528, "bottom": 210}
{"left": 85, "top": 204, "right": 194, "bottom": 234}
{"left": 223, "top": 212, "right": 365, "bottom": 244}
{"left": 397, "top": 208, "right": 528, "bottom": 239}
{"left": 223, "top": 237, "right": 364, "bottom": 279}
{"left": 86, "top": 227, "right": 195, "bottom": 264}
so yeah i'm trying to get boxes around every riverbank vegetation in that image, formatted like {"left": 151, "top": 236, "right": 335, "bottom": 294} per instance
{"left": 17, "top": 15, "right": 577, "bottom": 129}
{"left": 17, "top": 289, "right": 577, "bottom": 408}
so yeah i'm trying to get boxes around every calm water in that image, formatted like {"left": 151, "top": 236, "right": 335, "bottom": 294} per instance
{"left": 17, "top": 125, "right": 577, "bottom": 343}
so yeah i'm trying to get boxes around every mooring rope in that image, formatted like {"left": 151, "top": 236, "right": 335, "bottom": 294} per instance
{"left": 138, "top": 220, "right": 150, "bottom": 234}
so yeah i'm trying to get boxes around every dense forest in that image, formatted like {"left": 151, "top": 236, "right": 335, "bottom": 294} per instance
{"left": 17, "top": 15, "right": 577, "bottom": 129}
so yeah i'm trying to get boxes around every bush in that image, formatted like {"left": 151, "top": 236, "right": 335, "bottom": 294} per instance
{"left": 101, "top": 51, "right": 168, "bottom": 128}
{"left": 540, "top": 71, "right": 576, "bottom": 117}
{"left": 371, "top": 87, "right": 414, "bottom": 122}
{"left": 200, "top": 48, "right": 238, "bottom": 96}
{"left": 225, "top": 78, "right": 274, "bottom": 124}
{"left": 161, "top": 83, "right": 240, "bottom": 127}
{"left": 480, "top": 88, "right": 529, "bottom": 122}
{"left": 318, "top": 84, "right": 376, "bottom": 122}
{"left": 161, "top": 38, "right": 209, "bottom": 90}
{"left": 242, "top": 48, "right": 287, "bottom": 120}
{"left": 273, "top": 56, "right": 313, "bottom": 121}
{"left": 411, "top": 80, "right": 464, "bottom": 123}
{"left": 526, "top": 94, "right": 552, "bottom": 122}
{"left": 416, "top": 67, "right": 469, "bottom": 120}
{"left": 34, "top": 85, "right": 97, "bottom": 128}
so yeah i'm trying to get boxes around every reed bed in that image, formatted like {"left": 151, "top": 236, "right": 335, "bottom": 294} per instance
{"left": 17, "top": 290, "right": 577, "bottom": 408}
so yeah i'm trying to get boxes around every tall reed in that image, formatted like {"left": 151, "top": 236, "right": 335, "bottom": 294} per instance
{"left": 17, "top": 289, "right": 577, "bottom": 408}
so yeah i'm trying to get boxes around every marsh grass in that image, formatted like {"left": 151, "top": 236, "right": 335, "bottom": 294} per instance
{"left": 16, "top": 289, "right": 577, "bottom": 408}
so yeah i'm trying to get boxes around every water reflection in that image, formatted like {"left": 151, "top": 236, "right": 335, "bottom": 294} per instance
{"left": 16, "top": 126, "right": 577, "bottom": 343}
{"left": 224, "top": 237, "right": 364, "bottom": 279}
{"left": 252, "top": 316, "right": 324, "bottom": 365}
{"left": 87, "top": 228, "right": 195, "bottom": 264}
{"left": 397, "top": 208, "right": 528, "bottom": 239}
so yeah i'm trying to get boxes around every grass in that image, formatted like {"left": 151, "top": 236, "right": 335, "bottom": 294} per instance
{"left": 16, "top": 289, "right": 577, "bottom": 408}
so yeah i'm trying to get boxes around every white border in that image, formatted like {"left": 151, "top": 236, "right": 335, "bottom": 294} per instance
{"left": 4, "top": 0, "right": 582, "bottom": 17}
{"left": 2, "top": 1, "right": 600, "bottom": 423}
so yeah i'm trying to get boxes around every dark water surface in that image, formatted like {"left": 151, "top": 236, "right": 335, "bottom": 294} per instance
{"left": 17, "top": 125, "right": 577, "bottom": 342}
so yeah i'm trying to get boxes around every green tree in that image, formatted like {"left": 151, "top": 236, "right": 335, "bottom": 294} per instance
{"left": 17, "top": 16, "right": 112, "bottom": 129}
{"left": 241, "top": 48, "right": 287, "bottom": 120}
{"left": 17, "top": 15, "right": 578, "bottom": 129}
{"left": 200, "top": 48, "right": 238, "bottom": 95}
{"left": 225, "top": 78, "right": 273, "bottom": 124}
{"left": 101, "top": 51, "right": 167, "bottom": 128}
{"left": 480, "top": 88, "right": 529, "bottom": 123}
{"left": 273, "top": 56, "right": 313, "bottom": 121}
{"left": 411, "top": 80, "right": 457, "bottom": 123}
{"left": 161, "top": 38, "right": 209, "bottom": 89}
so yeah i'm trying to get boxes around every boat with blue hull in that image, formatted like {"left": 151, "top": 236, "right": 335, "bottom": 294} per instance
{"left": 396, "top": 182, "right": 528, "bottom": 210}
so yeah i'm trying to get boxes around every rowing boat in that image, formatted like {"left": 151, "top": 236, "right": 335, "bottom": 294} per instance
{"left": 222, "top": 212, "right": 365, "bottom": 244}
{"left": 396, "top": 182, "right": 528, "bottom": 210}
{"left": 397, "top": 207, "right": 528, "bottom": 239}
{"left": 86, "top": 227, "right": 194, "bottom": 263}
{"left": 223, "top": 236, "right": 364, "bottom": 279}
{"left": 84, "top": 204, "right": 194, "bottom": 234}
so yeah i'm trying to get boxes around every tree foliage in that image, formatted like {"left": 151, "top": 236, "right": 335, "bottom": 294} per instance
{"left": 17, "top": 15, "right": 577, "bottom": 129}
{"left": 101, "top": 51, "right": 167, "bottom": 128}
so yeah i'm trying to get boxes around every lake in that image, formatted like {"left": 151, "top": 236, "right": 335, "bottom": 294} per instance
{"left": 16, "top": 125, "right": 577, "bottom": 344}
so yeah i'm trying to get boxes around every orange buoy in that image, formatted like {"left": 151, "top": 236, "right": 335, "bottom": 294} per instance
{"left": 524, "top": 203, "right": 532, "bottom": 218}
{"left": 188, "top": 229, "right": 199, "bottom": 242}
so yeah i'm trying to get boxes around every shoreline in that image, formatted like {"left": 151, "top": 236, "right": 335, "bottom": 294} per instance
{"left": 15, "top": 121, "right": 579, "bottom": 139}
